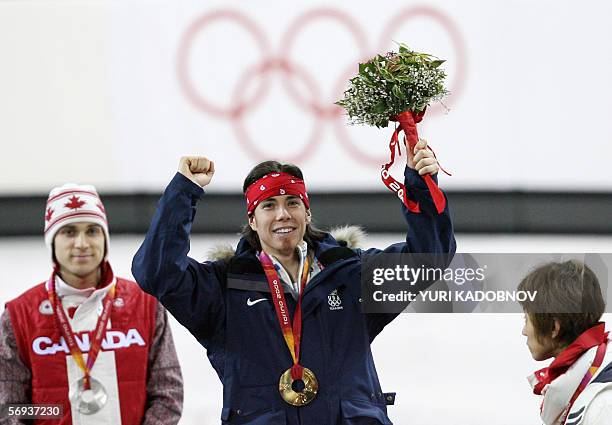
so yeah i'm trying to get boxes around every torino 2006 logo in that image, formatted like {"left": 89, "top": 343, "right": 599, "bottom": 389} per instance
{"left": 177, "top": 7, "right": 467, "bottom": 164}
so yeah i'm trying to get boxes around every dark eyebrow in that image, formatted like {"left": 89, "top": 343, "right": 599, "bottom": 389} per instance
{"left": 262, "top": 196, "right": 299, "bottom": 204}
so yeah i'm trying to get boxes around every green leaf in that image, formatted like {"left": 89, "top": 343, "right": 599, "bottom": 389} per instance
{"left": 360, "top": 72, "right": 373, "bottom": 84}
{"left": 430, "top": 59, "right": 446, "bottom": 68}
{"left": 373, "top": 101, "right": 387, "bottom": 113}
{"left": 380, "top": 70, "right": 394, "bottom": 81}
{"left": 397, "top": 42, "right": 411, "bottom": 52}
{"left": 392, "top": 84, "right": 406, "bottom": 100}
{"left": 358, "top": 63, "right": 367, "bottom": 75}
{"left": 395, "top": 75, "right": 413, "bottom": 83}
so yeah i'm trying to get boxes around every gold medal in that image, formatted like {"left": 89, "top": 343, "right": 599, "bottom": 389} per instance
{"left": 259, "top": 253, "right": 319, "bottom": 406}
{"left": 278, "top": 367, "right": 318, "bottom": 406}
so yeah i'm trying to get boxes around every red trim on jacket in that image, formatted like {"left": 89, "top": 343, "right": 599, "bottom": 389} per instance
{"left": 6, "top": 278, "right": 157, "bottom": 425}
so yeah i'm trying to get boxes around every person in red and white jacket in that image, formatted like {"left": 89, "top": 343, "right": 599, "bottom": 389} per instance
{"left": 0, "top": 183, "right": 183, "bottom": 425}
{"left": 519, "top": 260, "right": 612, "bottom": 425}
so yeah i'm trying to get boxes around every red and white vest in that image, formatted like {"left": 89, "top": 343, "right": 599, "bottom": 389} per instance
{"left": 6, "top": 278, "right": 157, "bottom": 425}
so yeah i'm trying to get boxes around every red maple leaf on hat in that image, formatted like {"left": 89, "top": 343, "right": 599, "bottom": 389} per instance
{"left": 64, "top": 195, "right": 86, "bottom": 211}
{"left": 45, "top": 207, "right": 54, "bottom": 222}
{"left": 96, "top": 202, "right": 106, "bottom": 214}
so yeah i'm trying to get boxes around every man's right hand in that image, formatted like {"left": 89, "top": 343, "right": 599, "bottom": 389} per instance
{"left": 178, "top": 156, "right": 215, "bottom": 187}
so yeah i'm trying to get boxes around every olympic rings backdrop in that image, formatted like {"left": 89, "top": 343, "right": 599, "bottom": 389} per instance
{"left": 1, "top": 0, "right": 611, "bottom": 193}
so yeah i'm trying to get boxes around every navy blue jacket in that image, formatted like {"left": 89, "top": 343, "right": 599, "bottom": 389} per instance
{"left": 132, "top": 167, "right": 456, "bottom": 425}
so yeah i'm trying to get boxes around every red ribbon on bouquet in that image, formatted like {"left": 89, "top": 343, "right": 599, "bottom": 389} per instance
{"left": 381, "top": 109, "right": 448, "bottom": 214}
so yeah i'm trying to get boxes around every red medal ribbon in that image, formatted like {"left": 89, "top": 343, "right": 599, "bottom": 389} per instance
{"left": 259, "top": 251, "right": 310, "bottom": 380}
{"left": 47, "top": 267, "right": 116, "bottom": 390}
{"left": 382, "top": 110, "right": 448, "bottom": 214}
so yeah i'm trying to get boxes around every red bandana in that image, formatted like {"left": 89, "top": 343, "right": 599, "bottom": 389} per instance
{"left": 532, "top": 323, "right": 608, "bottom": 395}
{"left": 245, "top": 172, "right": 309, "bottom": 215}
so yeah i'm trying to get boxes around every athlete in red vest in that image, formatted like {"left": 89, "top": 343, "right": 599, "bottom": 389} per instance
{"left": 0, "top": 183, "right": 183, "bottom": 424}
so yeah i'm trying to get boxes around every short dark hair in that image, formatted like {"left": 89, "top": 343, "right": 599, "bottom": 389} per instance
{"left": 518, "top": 260, "right": 605, "bottom": 350}
{"left": 240, "top": 160, "right": 326, "bottom": 251}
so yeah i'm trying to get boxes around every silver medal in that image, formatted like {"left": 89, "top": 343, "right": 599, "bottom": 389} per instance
{"left": 71, "top": 376, "right": 107, "bottom": 415}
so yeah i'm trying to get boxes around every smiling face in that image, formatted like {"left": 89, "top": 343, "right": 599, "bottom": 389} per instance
{"left": 248, "top": 195, "right": 311, "bottom": 258}
{"left": 53, "top": 222, "right": 105, "bottom": 288}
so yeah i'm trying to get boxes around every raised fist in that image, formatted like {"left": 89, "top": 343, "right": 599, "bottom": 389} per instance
{"left": 178, "top": 156, "right": 215, "bottom": 187}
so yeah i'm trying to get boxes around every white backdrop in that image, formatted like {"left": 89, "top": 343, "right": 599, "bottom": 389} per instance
{"left": 2, "top": 233, "right": 612, "bottom": 424}
{"left": 1, "top": 0, "right": 611, "bottom": 193}
{"left": 1, "top": 1, "right": 611, "bottom": 423}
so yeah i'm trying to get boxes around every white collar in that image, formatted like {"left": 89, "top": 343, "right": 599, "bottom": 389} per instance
{"left": 55, "top": 275, "right": 97, "bottom": 298}
{"left": 530, "top": 346, "right": 598, "bottom": 425}
{"left": 267, "top": 240, "right": 308, "bottom": 282}
{"left": 46, "top": 271, "right": 115, "bottom": 300}
{"left": 265, "top": 241, "right": 320, "bottom": 299}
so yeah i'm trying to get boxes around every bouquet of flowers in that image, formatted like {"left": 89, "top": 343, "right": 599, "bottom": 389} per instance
{"left": 336, "top": 43, "right": 449, "bottom": 214}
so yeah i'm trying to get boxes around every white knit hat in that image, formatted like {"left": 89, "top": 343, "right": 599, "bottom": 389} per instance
{"left": 44, "top": 183, "right": 110, "bottom": 259}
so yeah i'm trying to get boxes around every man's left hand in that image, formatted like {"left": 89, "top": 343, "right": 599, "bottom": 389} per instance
{"left": 408, "top": 139, "right": 439, "bottom": 176}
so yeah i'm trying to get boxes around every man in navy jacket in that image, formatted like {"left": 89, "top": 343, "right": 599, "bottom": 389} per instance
{"left": 132, "top": 139, "right": 455, "bottom": 424}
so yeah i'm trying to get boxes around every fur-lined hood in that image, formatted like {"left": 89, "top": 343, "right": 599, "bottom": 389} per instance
{"left": 206, "top": 225, "right": 366, "bottom": 262}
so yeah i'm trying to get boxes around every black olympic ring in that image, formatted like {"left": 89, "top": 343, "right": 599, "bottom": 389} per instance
{"left": 176, "top": 7, "right": 468, "bottom": 165}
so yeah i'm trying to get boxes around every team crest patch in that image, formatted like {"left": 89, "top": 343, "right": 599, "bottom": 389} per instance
{"left": 39, "top": 300, "right": 53, "bottom": 315}
{"left": 113, "top": 297, "right": 125, "bottom": 308}
{"left": 328, "top": 289, "right": 343, "bottom": 311}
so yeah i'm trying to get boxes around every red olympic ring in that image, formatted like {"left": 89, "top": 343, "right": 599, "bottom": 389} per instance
{"left": 176, "top": 10, "right": 271, "bottom": 118}
{"left": 232, "top": 59, "right": 325, "bottom": 163}
{"left": 278, "top": 8, "right": 370, "bottom": 119}
{"left": 177, "top": 7, "right": 468, "bottom": 165}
